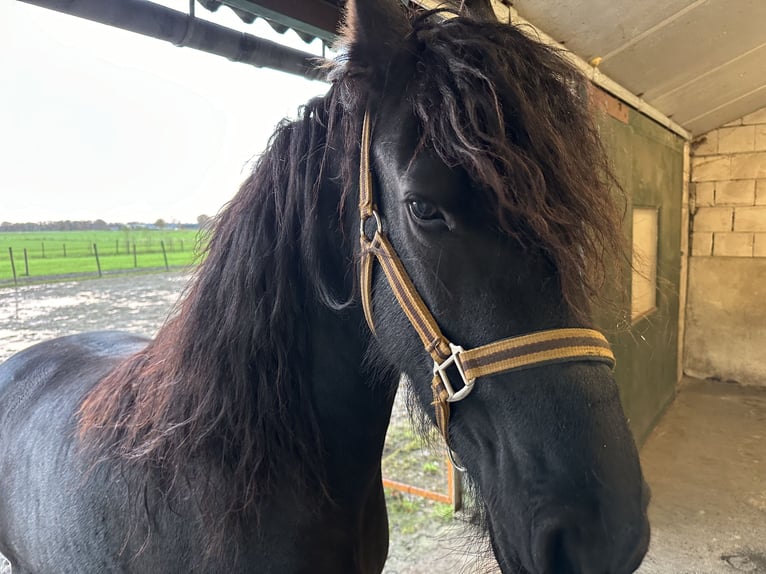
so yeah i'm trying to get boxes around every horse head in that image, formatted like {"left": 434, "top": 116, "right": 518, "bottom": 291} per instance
{"left": 337, "top": 1, "right": 651, "bottom": 572}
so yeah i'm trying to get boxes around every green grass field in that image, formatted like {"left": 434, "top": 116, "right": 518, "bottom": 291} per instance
{"left": 0, "top": 229, "right": 205, "bottom": 283}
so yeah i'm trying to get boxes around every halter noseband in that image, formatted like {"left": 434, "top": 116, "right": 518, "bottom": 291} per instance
{"left": 358, "top": 110, "right": 615, "bottom": 464}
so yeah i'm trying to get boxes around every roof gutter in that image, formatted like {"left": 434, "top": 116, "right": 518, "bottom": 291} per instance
{"left": 18, "top": 0, "right": 330, "bottom": 82}
{"left": 214, "top": 0, "right": 339, "bottom": 44}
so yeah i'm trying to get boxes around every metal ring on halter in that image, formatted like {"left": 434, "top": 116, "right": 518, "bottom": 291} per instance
{"left": 360, "top": 210, "right": 383, "bottom": 241}
{"left": 448, "top": 446, "right": 467, "bottom": 473}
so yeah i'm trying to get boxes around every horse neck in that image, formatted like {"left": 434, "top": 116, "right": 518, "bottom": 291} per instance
{"left": 308, "top": 303, "right": 397, "bottom": 493}
{"left": 306, "top": 175, "right": 398, "bottom": 491}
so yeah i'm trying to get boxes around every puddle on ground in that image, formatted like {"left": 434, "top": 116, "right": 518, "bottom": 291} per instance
{"left": 0, "top": 272, "right": 189, "bottom": 362}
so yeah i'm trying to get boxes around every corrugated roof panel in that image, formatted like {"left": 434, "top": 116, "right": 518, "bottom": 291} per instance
{"left": 600, "top": 0, "right": 766, "bottom": 101}
{"left": 512, "top": 0, "right": 698, "bottom": 62}
{"left": 197, "top": 0, "right": 766, "bottom": 134}
{"left": 511, "top": 0, "right": 766, "bottom": 134}
{"left": 656, "top": 45, "right": 766, "bottom": 130}
{"left": 200, "top": 0, "right": 342, "bottom": 45}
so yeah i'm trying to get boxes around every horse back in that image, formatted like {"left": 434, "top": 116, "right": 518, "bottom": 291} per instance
{"left": 0, "top": 332, "right": 149, "bottom": 573}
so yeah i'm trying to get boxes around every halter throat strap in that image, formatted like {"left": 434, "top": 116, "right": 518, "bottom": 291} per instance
{"left": 358, "top": 109, "right": 615, "bottom": 448}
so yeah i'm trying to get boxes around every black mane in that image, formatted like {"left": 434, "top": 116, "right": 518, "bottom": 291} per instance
{"left": 78, "top": 92, "right": 352, "bottom": 527}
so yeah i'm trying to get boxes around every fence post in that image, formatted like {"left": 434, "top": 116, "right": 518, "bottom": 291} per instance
{"left": 93, "top": 243, "right": 102, "bottom": 277}
{"left": 23, "top": 248, "right": 29, "bottom": 276}
{"left": 160, "top": 240, "right": 169, "bottom": 271}
{"left": 116, "top": 239, "right": 119, "bottom": 255}
{"left": 8, "top": 247, "right": 17, "bottom": 286}
{"left": 41, "top": 242, "right": 45, "bottom": 259}
{"left": 447, "top": 458, "right": 463, "bottom": 512}
{"left": 63, "top": 243, "right": 67, "bottom": 258}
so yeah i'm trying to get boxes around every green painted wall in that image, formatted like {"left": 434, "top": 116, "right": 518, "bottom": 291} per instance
{"left": 596, "top": 105, "right": 686, "bottom": 445}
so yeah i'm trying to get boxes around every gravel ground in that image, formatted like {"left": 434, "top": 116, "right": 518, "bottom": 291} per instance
{"left": 0, "top": 272, "right": 188, "bottom": 362}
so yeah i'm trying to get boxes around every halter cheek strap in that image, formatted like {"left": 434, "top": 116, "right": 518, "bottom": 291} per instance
{"left": 358, "top": 110, "right": 615, "bottom": 460}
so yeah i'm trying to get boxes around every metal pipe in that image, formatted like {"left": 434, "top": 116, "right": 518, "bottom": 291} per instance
{"left": 18, "top": 0, "right": 329, "bottom": 81}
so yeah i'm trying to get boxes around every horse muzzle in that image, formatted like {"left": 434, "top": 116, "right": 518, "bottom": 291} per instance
{"left": 528, "top": 496, "right": 650, "bottom": 574}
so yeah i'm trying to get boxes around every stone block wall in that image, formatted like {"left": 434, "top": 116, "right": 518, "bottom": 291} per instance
{"left": 685, "top": 106, "right": 766, "bottom": 387}
{"left": 690, "top": 107, "right": 766, "bottom": 258}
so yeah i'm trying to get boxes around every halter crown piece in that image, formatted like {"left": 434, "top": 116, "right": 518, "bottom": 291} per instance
{"left": 358, "top": 110, "right": 616, "bottom": 469}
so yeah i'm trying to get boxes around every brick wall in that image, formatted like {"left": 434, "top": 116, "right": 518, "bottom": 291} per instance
{"left": 690, "top": 107, "right": 766, "bottom": 257}
{"left": 685, "top": 106, "right": 766, "bottom": 387}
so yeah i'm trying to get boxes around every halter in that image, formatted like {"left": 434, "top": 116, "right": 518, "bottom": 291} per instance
{"left": 358, "top": 110, "right": 615, "bottom": 468}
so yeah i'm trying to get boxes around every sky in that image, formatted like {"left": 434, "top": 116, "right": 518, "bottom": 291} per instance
{"left": 0, "top": 0, "right": 331, "bottom": 224}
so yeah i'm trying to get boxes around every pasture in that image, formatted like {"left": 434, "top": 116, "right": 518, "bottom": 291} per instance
{"left": 0, "top": 229, "right": 203, "bottom": 284}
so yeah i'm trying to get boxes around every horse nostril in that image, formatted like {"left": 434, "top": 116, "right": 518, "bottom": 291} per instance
{"left": 532, "top": 521, "right": 581, "bottom": 574}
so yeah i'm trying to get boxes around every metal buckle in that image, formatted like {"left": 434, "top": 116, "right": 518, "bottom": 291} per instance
{"left": 434, "top": 343, "right": 475, "bottom": 403}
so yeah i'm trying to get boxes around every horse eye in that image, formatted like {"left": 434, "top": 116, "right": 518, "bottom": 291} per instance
{"left": 408, "top": 200, "right": 443, "bottom": 222}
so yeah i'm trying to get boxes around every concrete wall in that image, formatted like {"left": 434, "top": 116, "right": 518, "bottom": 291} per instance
{"left": 686, "top": 106, "right": 766, "bottom": 386}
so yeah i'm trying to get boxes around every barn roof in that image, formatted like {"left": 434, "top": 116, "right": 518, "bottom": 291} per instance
{"left": 23, "top": 0, "right": 765, "bottom": 137}
{"left": 510, "top": 0, "right": 766, "bottom": 136}
{"left": 207, "top": 0, "right": 766, "bottom": 137}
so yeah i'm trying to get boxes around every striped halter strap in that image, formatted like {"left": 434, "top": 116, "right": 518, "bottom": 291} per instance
{"left": 357, "top": 110, "right": 615, "bottom": 459}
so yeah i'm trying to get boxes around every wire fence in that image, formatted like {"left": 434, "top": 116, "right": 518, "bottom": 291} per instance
{"left": 2, "top": 234, "right": 201, "bottom": 285}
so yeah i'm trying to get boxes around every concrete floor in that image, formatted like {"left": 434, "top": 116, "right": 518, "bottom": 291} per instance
{"left": 636, "top": 378, "right": 766, "bottom": 574}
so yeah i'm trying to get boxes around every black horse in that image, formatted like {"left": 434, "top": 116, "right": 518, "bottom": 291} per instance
{"left": 0, "top": 1, "right": 650, "bottom": 572}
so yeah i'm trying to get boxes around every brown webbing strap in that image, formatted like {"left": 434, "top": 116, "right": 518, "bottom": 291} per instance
{"left": 359, "top": 111, "right": 451, "bottom": 363}
{"left": 461, "top": 328, "right": 614, "bottom": 380}
{"left": 371, "top": 234, "right": 453, "bottom": 361}
{"left": 359, "top": 110, "right": 374, "bottom": 220}
{"left": 358, "top": 109, "right": 616, "bottom": 448}
{"left": 359, "top": 110, "right": 378, "bottom": 333}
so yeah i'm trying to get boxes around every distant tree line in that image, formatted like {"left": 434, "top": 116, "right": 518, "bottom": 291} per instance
{"left": 0, "top": 220, "right": 113, "bottom": 232}
{"left": 0, "top": 220, "right": 203, "bottom": 232}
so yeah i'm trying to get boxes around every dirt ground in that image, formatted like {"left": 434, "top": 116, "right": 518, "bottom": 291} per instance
{"left": 1, "top": 275, "right": 765, "bottom": 573}
{"left": 0, "top": 272, "right": 188, "bottom": 361}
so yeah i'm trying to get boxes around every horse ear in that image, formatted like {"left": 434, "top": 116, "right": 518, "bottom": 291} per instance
{"left": 341, "top": 0, "right": 411, "bottom": 78}
{"left": 460, "top": 0, "right": 499, "bottom": 21}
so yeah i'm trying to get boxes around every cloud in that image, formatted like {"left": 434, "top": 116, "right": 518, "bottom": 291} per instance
{"left": 0, "top": 1, "right": 328, "bottom": 223}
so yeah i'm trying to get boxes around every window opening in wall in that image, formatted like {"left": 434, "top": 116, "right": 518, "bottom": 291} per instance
{"left": 631, "top": 207, "right": 659, "bottom": 321}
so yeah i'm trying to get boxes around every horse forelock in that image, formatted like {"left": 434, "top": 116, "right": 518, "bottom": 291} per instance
{"left": 404, "top": 12, "right": 626, "bottom": 321}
